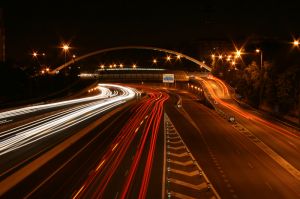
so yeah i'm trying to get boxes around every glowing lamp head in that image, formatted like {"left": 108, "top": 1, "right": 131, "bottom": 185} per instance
{"left": 293, "top": 40, "right": 299, "bottom": 47}
{"left": 236, "top": 50, "right": 241, "bottom": 57}
{"left": 62, "top": 44, "right": 70, "bottom": 51}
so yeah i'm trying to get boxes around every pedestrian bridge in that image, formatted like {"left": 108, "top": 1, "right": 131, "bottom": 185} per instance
{"left": 51, "top": 46, "right": 212, "bottom": 74}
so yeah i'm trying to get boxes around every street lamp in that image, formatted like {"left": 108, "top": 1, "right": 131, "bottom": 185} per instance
{"left": 32, "top": 52, "right": 38, "bottom": 57}
{"left": 235, "top": 50, "right": 242, "bottom": 58}
{"left": 255, "top": 49, "right": 263, "bottom": 70}
{"left": 166, "top": 56, "right": 171, "bottom": 61}
{"left": 132, "top": 64, "right": 136, "bottom": 69}
{"left": 176, "top": 55, "right": 181, "bottom": 59}
{"left": 62, "top": 44, "right": 70, "bottom": 64}
{"left": 119, "top": 64, "right": 123, "bottom": 68}
{"left": 153, "top": 59, "right": 157, "bottom": 64}
{"left": 293, "top": 40, "right": 299, "bottom": 47}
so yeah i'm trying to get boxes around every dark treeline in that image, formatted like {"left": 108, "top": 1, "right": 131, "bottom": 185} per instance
{"left": 0, "top": 61, "right": 84, "bottom": 109}
{"left": 212, "top": 41, "right": 300, "bottom": 124}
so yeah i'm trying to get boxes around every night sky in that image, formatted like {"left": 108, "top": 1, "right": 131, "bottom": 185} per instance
{"left": 2, "top": 0, "right": 300, "bottom": 61}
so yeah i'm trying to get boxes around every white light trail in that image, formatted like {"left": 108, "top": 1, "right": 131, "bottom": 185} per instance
{"left": 0, "top": 84, "right": 136, "bottom": 156}
{"left": 0, "top": 86, "right": 112, "bottom": 120}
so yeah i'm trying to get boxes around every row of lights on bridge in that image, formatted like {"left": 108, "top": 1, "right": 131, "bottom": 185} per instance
{"left": 98, "top": 55, "right": 183, "bottom": 69}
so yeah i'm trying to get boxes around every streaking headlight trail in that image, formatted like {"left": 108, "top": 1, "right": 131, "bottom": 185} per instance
{"left": 0, "top": 84, "right": 136, "bottom": 156}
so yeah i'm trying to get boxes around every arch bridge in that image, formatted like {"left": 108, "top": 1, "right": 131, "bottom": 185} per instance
{"left": 50, "top": 46, "right": 212, "bottom": 74}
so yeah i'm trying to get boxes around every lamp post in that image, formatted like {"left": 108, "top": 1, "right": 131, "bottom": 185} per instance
{"left": 293, "top": 40, "right": 299, "bottom": 47}
{"left": 62, "top": 44, "right": 70, "bottom": 64}
{"left": 256, "top": 49, "right": 263, "bottom": 70}
{"left": 256, "top": 49, "right": 264, "bottom": 107}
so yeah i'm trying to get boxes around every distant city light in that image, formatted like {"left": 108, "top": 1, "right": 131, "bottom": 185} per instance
{"left": 32, "top": 52, "right": 38, "bottom": 57}
{"left": 166, "top": 56, "right": 171, "bottom": 61}
{"left": 176, "top": 55, "right": 181, "bottom": 59}
{"left": 120, "top": 64, "right": 123, "bottom": 68}
{"left": 153, "top": 59, "right": 157, "bottom": 63}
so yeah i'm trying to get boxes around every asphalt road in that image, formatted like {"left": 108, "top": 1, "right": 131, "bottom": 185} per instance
{"left": 165, "top": 88, "right": 300, "bottom": 199}
{"left": 0, "top": 85, "right": 168, "bottom": 199}
{"left": 1, "top": 82, "right": 300, "bottom": 199}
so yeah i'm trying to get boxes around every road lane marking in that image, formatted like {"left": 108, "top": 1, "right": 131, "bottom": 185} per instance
{"left": 73, "top": 184, "right": 85, "bottom": 199}
{"left": 168, "top": 145, "right": 186, "bottom": 150}
{"left": 169, "top": 160, "right": 194, "bottom": 166}
{"left": 112, "top": 143, "right": 119, "bottom": 151}
{"left": 96, "top": 160, "right": 106, "bottom": 171}
{"left": 169, "top": 178, "right": 207, "bottom": 190}
{"left": 168, "top": 139, "right": 182, "bottom": 144}
{"left": 164, "top": 113, "right": 221, "bottom": 199}
{"left": 169, "top": 152, "right": 189, "bottom": 158}
{"left": 168, "top": 136, "right": 180, "bottom": 139}
{"left": 233, "top": 123, "right": 300, "bottom": 181}
{"left": 170, "top": 169, "right": 199, "bottom": 177}
{"left": 170, "top": 191, "right": 197, "bottom": 199}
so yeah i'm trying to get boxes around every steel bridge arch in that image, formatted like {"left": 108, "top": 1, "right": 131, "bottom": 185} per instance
{"left": 50, "top": 46, "right": 212, "bottom": 74}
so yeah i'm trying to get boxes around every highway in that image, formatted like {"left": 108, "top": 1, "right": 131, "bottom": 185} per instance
{"left": 1, "top": 81, "right": 300, "bottom": 199}
{"left": 168, "top": 76, "right": 300, "bottom": 199}
{"left": 0, "top": 84, "right": 171, "bottom": 199}
{"left": 0, "top": 84, "right": 136, "bottom": 194}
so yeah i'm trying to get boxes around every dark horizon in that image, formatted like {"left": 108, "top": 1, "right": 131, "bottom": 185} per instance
{"left": 2, "top": 0, "right": 300, "bottom": 62}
